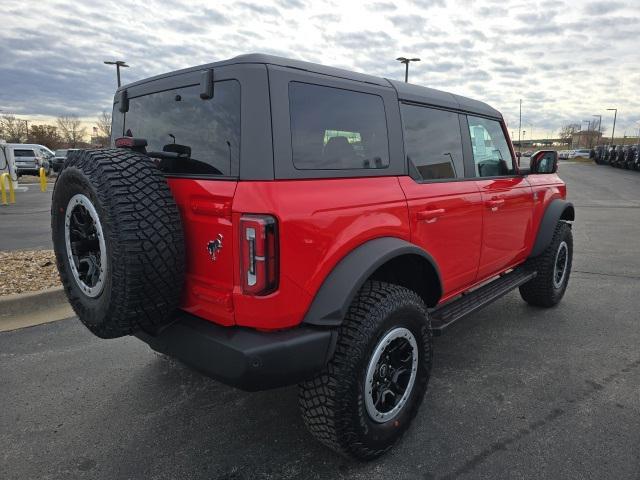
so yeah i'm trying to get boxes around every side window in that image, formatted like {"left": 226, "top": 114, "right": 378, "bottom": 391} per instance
{"left": 124, "top": 80, "right": 241, "bottom": 177}
{"left": 14, "top": 149, "right": 34, "bottom": 157}
{"left": 289, "top": 82, "right": 389, "bottom": 170}
{"left": 467, "top": 116, "right": 514, "bottom": 177}
{"left": 400, "top": 103, "right": 464, "bottom": 181}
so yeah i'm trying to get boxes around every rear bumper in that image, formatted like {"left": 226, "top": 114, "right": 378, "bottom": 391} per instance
{"left": 136, "top": 312, "right": 336, "bottom": 391}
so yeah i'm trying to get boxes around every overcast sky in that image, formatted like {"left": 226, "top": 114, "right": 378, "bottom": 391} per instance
{"left": 1, "top": 0, "right": 639, "bottom": 138}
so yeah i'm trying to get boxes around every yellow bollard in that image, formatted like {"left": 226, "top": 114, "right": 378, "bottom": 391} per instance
{"left": 39, "top": 167, "right": 47, "bottom": 192}
{"left": 0, "top": 172, "right": 15, "bottom": 205}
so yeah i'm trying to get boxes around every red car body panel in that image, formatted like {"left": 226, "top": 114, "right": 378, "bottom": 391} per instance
{"left": 231, "top": 177, "right": 410, "bottom": 329}
{"left": 398, "top": 177, "right": 483, "bottom": 296}
{"left": 166, "top": 178, "right": 238, "bottom": 327}
{"left": 167, "top": 169, "right": 566, "bottom": 331}
{"left": 475, "top": 177, "right": 533, "bottom": 280}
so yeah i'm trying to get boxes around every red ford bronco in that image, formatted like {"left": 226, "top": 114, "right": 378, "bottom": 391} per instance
{"left": 52, "top": 54, "right": 574, "bottom": 460}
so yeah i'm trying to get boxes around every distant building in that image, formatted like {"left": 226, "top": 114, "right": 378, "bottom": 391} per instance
{"left": 571, "top": 130, "right": 602, "bottom": 148}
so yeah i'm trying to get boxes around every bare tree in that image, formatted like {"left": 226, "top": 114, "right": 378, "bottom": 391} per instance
{"left": 559, "top": 123, "right": 580, "bottom": 146}
{"left": 29, "top": 125, "right": 62, "bottom": 150}
{"left": 56, "top": 115, "right": 87, "bottom": 148}
{"left": 0, "top": 114, "right": 27, "bottom": 143}
{"left": 93, "top": 110, "right": 112, "bottom": 146}
{"left": 96, "top": 110, "right": 111, "bottom": 138}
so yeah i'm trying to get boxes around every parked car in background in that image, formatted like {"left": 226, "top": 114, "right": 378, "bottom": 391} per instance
{"left": 52, "top": 149, "right": 79, "bottom": 172}
{"left": 4, "top": 144, "right": 50, "bottom": 176}
{"left": 558, "top": 150, "right": 569, "bottom": 159}
{"left": 523, "top": 150, "right": 533, "bottom": 157}
{"left": 569, "top": 149, "right": 591, "bottom": 159}
{"left": 20, "top": 143, "right": 54, "bottom": 173}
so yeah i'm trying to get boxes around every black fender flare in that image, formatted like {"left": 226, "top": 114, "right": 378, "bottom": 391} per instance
{"left": 530, "top": 199, "right": 575, "bottom": 258}
{"left": 302, "top": 237, "right": 442, "bottom": 327}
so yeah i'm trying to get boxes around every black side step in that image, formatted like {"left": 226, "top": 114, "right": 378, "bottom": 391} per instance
{"left": 430, "top": 267, "right": 537, "bottom": 336}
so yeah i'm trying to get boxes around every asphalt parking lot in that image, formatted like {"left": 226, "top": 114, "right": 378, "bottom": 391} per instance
{"left": 0, "top": 179, "right": 54, "bottom": 251}
{"left": 1, "top": 162, "right": 639, "bottom": 479}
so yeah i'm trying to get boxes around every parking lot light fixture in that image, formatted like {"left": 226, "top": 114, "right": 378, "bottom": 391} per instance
{"left": 104, "top": 60, "right": 129, "bottom": 87}
{"left": 607, "top": 108, "right": 617, "bottom": 146}
{"left": 593, "top": 115, "right": 602, "bottom": 145}
{"left": 396, "top": 57, "right": 420, "bottom": 83}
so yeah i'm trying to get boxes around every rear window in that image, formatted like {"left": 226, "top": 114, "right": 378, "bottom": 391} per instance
{"left": 14, "top": 149, "right": 35, "bottom": 157}
{"left": 289, "top": 82, "right": 389, "bottom": 170}
{"left": 123, "top": 80, "right": 240, "bottom": 176}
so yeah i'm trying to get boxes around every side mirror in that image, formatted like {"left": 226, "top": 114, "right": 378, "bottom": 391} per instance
{"left": 530, "top": 150, "right": 558, "bottom": 174}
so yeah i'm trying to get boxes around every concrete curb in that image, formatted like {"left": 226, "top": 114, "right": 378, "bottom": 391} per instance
{"left": 0, "top": 287, "right": 74, "bottom": 332}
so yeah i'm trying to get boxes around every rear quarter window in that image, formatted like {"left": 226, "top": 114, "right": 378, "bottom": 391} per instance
{"left": 123, "top": 80, "right": 241, "bottom": 177}
{"left": 13, "top": 149, "right": 35, "bottom": 157}
{"left": 289, "top": 82, "right": 389, "bottom": 170}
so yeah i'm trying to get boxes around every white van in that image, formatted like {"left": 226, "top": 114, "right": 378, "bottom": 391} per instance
{"left": 0, "top": 142, "right": 19, "bottom": 191}
{"left": 3, "top": 143, "right": 52, "bottom": 175}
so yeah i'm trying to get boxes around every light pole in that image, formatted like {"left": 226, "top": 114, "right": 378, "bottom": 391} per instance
{"left": 104, "top": 60, "right": 129, "bottom": 87}
{"left": 396, "top": 57, "right": 420, "bottom": 83}
{"left": 593, "top": 114, "right": 602, "bottom": 146}
{"left": 518, "top": 99, "right": 522, "bottom": 156}
{"left": 22, "top": 119, "right": 29, "bottom": 142}
{"left": 607, "top": 108, "right": 617, "bottom": 146}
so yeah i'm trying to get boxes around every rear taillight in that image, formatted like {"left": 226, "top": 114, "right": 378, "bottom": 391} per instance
{"left": 240, "top": 214, "right": 278, "bottom": 295}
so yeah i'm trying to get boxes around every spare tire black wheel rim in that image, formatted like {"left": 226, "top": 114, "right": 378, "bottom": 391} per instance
{"left": 553, "top": 241, "right": 569, "bottom": 289}
{"left": 64, "top": 193, "right": 107, "bottom": 298}
{"left": 365, "top": 327, "right": 419, "bottom": 423}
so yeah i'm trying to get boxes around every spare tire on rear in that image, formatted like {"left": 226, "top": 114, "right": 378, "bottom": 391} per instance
{"left": 51, "top": 148, "right": 185, "bottom": 339}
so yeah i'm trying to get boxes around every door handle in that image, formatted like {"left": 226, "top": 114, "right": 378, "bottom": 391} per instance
{"left": 487, "top": 199, "right": 505, "bottom": 211}
{"left": 417, "top": 208, "right": 446, "bottom": 223}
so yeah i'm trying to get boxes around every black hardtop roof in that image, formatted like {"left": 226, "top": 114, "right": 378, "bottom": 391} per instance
{"left": 118, "top": 53, "right": 501, "bottom": 119}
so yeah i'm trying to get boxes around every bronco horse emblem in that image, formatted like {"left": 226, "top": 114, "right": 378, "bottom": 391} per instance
{"left": 207, "top": 234, "right": 223, "bottom": 261}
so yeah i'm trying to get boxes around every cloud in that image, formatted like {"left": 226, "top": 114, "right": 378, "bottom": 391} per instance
{"left": 583, "top": 1, "right": 625, "bottom": 14}
{"left": 0, "top": 0, "right": 638, "bottom": 137}
{"left": 411, "top": 0, "right": 446, "bottom": 8}
{"left": 370, "top": 2, "right": 397, "bottom": 11}
{"left": 276, "top": 0, "right": 306, "bottom": 8}
{"left": 237, "top": 1, "right": 280, "bottom": 16}
{"left": 477, "top": 6, "right": 508, "bottom": 16}
{"left": 388, "top": 14, "right": 428, "bottom": 33}
{"left": 327, "top": 31, "right": 397, "bottom": 51}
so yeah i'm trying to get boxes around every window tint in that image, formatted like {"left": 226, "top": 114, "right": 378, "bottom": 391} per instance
{"left": 124, "top": 80, "right": 240, "bottom": 176}
{"left": 110, "top": 108, "right": 124, "bottom": 146}
{"left": 400, "top": 104, "right": 463, "bottom": 180}
{"left": 467, "top": 116, "right": 514, "bottom": 177}
{"left": 289, "top": 82, "right": 389, "bottom": 170}
{"left": 14, "top": 149, "right": 35, "bottom": 157}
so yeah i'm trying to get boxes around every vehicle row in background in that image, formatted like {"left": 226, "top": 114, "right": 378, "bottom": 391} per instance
{"left": 594, "top": 144, "right": 639, "bottom": 170}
